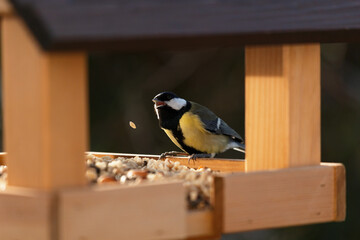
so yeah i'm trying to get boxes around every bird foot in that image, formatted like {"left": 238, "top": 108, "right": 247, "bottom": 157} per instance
{"left": 188, "top": 153, "right": 213, "bottom": 164}
{"left": 159, "top": 151, "right": 189, "bottom": 160}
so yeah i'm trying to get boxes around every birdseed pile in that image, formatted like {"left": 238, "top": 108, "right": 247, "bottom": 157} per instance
{"left": 86, "top": 154, "right": 215, "bottom": 210}
{"left": 0, "top": 155, "right": 216, "bottom": 210}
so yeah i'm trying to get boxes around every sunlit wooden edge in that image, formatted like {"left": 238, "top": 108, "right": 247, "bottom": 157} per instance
{"left": 0, "top": 180, "right": 215, "bottom": 239}
{"left": 0, "top": 151, "right": 245, "bottom": 173}
{"left": 88, "top": 151, "right": 245, "bottom": 173}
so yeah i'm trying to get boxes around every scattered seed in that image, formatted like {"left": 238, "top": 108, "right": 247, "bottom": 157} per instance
{"left": 98, "top": 175, "right": 117, "bottom": 183}
{"left": 129, "top": 121, "right": 136, "bottom": 129}
{"left": 85, "top": 168, "right": 98, "bottom": 181}
{"left": 95, "top": 161, "right": 107, "bottom": 170}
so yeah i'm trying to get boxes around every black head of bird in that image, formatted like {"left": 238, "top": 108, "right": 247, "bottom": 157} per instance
{"left": 152, "top": 92, "right": 245, "bottom": 159}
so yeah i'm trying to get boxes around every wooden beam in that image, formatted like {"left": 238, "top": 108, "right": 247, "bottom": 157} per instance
{"left": 89, "top": 152, "right": 245, "bottom": 172}
{"left": 0, "top": 187, "right": 55, "bottom": 240}
{"left": 0, "top": 150, "right": 245, "bottom": 173}
{"left": 220, "top": 163, "right": 345, "bottom": 233}
{"left": 58, "top": 181, "right": 187, "bottom": 240}
{"left": 186, "top": 210, "right": 214, "bottom": 239}
{"left": 245, "top": 44, "right": 320, "bottom": 171}
{"left": 1, "top": 15, "right": 88, "bottom": 189}
{"left": 9, "top": 0, "right": 360, "bottom": 51}
{"left": 326, "top": 162, "right": 346, "bottom": 221}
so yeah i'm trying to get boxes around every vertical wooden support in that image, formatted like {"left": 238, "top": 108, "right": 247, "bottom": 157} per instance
{"left": 245, "top": 44, "right": 320, "bottom": 171}
{"left": 1, "top": 15, "right": 88, "bottom": 189}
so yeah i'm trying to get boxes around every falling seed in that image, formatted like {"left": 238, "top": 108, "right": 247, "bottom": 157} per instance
{"left": 129, "top": 121, "right": 136, "bottom": 129}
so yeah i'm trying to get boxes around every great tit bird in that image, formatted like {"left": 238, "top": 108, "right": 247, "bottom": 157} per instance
{"left": 152, "top": 92, "right": 245, "bottom": 159}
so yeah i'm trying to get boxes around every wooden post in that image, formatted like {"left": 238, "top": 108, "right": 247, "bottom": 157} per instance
{"left": 1, "top": 15, "right": 88, "bottom": 189}
{"left": 245, "top": 44, "right": 321, "bottom": 171}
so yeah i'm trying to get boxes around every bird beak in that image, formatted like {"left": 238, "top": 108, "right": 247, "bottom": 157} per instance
{"left": 152, "top": 99, "right": 166, "bottom": 108}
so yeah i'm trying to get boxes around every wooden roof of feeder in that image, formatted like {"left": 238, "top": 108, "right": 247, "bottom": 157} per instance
{"left": 10, "top": 0, "right": 360, "bottom": 51}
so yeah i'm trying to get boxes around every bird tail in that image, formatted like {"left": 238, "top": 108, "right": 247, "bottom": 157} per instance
{"left": 232, "top": 143, "right": 245, "bottom": 153}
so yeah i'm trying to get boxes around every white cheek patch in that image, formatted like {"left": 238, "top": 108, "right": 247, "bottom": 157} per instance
{"left": 166, "top": 98, "right": 186, "bottom": 110}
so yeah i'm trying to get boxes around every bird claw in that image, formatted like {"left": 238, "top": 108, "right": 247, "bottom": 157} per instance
{"left": 159, "top": 151, "right": 189, "bottom": 160}
{"left": 188, "top": 154, "right": 213, "bottom": 164}
{"left": 188, "top": 155, "right": 197, "bottom": 164}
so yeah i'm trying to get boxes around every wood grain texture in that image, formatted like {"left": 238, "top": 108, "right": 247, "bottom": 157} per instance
{"left": 0, "top": 187, "right": 54, "bottom": 240}
{"left": 334, "top": 164, "right": 346, "bottom": 221}
{"left": 10, "top": 0, "right": 360, "bottom": 51}
{"left": 2, "top": 15, "right": 88, "bottom": 189}
{"left": 186, "top": 210, "right": 214, "bottom": 239}
{"left": 213, "top": 177, "right": 224, "bottom": 238}
{"left": 89, "top": 152, "right": 245, "bottom": 173}
{"left": 186, "top": 180, "right": 223, "bottom": 239}
{"left": 245, "top": 44, "right": 320, "bottom": 171}
{"left": 323, "top": 162, "right": 346, "bottom": 221}
{"left": 58, "top": 181, "right": 186, "bottom": 240}
{"left": 221, "top": 164, "right": 345, "bottom": 233}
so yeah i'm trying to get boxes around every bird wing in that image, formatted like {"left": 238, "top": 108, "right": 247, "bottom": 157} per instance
{"left": 189, "top": 102, "right": 244, "bottom": 142}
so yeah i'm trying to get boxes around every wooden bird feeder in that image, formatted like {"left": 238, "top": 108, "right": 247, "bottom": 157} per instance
{"left": 0, "top": 0, "right": 349, "bottom": 239}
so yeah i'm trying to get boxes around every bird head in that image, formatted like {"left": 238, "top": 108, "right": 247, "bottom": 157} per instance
{"left": 152, "top": 92, "right": 188, "bottom": 120}
{"left": 152, "top": 92, "right": 187, "bottom": 110}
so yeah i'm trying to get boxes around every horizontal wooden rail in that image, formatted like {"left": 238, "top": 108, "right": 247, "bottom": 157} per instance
{"left": 89, "top": 151, "right": 245, "bottom": 173}
{"left": 59, "top": 181, "right": 186, "bottom": 240}
{"left": 218, "top": 163, "right": 346, "bottom": 232}
{"left": 0, "top": 187, "right": 55, "bottom": 240}
{"left": 0, "top": 159, "right": 346, "bottom": 239}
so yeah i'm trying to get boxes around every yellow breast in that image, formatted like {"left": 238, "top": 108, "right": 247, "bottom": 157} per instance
{"left": 179, "top": 112, "right": 229, "bottom": 154}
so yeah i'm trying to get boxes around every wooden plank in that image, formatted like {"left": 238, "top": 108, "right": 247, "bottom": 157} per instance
{"left": 89, "top": 151, "right": 245, "bottom": 173}
{"left": 0, "top": 150, "right": 245, "bottom": 172}
{"left": 220, "top": 163, "right": 345, "bottom": 233}
{"left": 323, "top": 162, "right": 346, "bottom": 221}
{"left": 213, "top": 176, "right": 224, "bottom": 238}
{"left": 186, "top": 210, "right": 214, "bottom": 239}
{"left": 0, "top": 187, "right": 54, "bottom": 240}
{"left": 334, "top": 164, "right": 346, "bottom": 221}
{"left": 9, "top": 0, "right": 360, "bottom": 51}
{"left": 186, "top": 177, "right": 224, "bottom": 239}
{"left": 1, "top": 15, "right": 87, "bottom": 189}
{"left": 58, "top": 181, "right": 187, "bottom": 240}
{"left": 245, "top": 44, "right": 320, "bottom": 171}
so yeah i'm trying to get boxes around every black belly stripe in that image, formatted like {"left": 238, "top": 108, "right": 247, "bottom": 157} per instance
{"left": 158, "top": 101, "right": 203, "bottom": 154}
{"left": 170, "top": 126, "right": 203, "bottom": 154}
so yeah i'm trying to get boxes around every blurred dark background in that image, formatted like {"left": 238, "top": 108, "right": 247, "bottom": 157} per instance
{"left": 88, "top": 47, "right": 245, "bottom": 159}
{"left": 1, "top": 43, "right": 359, "bottom": 239}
